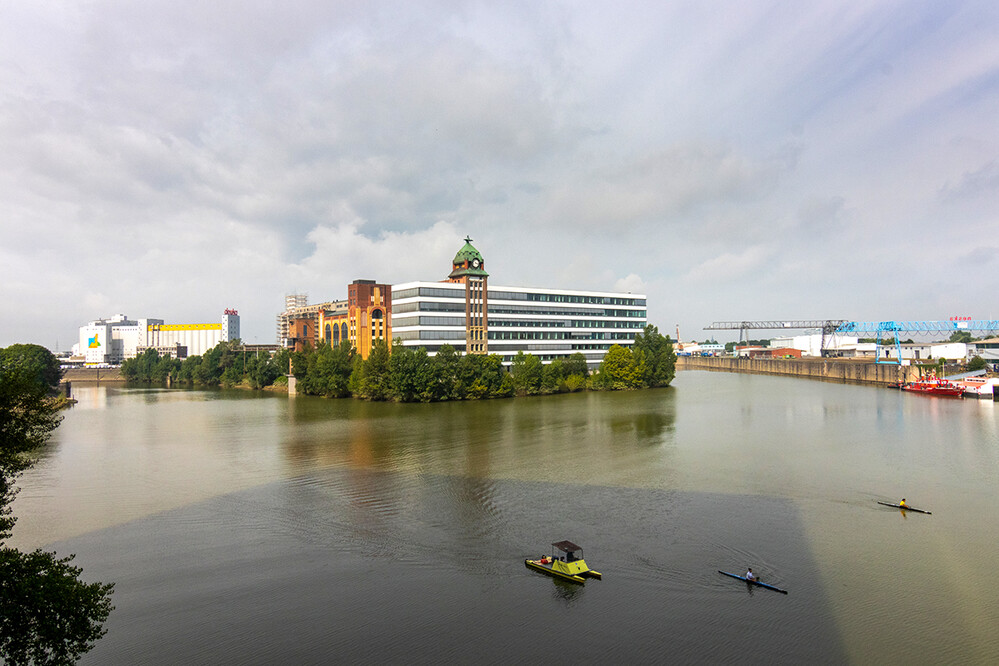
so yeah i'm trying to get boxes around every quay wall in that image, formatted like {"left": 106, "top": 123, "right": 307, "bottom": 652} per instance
{"left": 676, "top": 356, "right": 921, "bottom": 386}
{"left": 60, "top": 367, "right": 125, "bottom": 382}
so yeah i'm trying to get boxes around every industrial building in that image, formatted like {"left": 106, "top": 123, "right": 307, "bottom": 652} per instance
{"left": 391, "top": 238, "right": 647, "bottom": 367}
{"left": 74, "top": 310, "right": 240, "bottom": 365}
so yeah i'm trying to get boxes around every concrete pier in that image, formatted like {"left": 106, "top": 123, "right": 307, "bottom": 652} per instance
{"left": 676, "top": 356, "right": 920, "bottom": 386}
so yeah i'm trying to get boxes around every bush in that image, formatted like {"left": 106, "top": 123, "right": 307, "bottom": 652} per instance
{"left": 967, "top": 355, "right": 987, "bottom": 372}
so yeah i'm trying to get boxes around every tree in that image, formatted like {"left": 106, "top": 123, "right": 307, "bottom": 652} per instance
{"left": 0, "top": 344, "right": 62, "bottom": 390}
{"left": 510, "top": 352, "right": 543, "bottom": 395}
{"left": 949, "top": 331, "right": 973, "bottom": 343}
{"left": 967, "top": 355, "right": 987, "bottom": 372}
{"left": 562, "top": 352, "right": 589, "bottom": 379}
{"left": 389, "top": 344, "right": 434, "bottom": 402}
{"left": 599, "top": 344, "right": 641, "bottom": 389}
{"left": 434, "top": 345, "right": 460, "bottom": 401}
{"left": 1, "top": 345, "right": 114, "bottom": 663}
{"left": 1, "top": 548, "right": 115, "bottom": 665}
{"left": 351, "top": 339, "right": 391, "bottom": 400}
{"left": 300, "top": 344, "right": 354, "bottom": 397}
{"left": 540, "top": 359, "right": 565, "bottom": 394}
{"left": 632, "top": 325, "right": 676, "bottom": 388}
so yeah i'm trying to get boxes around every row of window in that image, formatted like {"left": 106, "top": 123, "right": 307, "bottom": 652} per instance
{"left": 392, "top": 316, "right": 646, "bottom": 330}
{"left": 489, "top": 290, "right": 646, "bottom": 306}
{"left": 392, "top": 330, "right": 639, "bottom": 342}
{"left": 393, "top": 286, "right": 646, "bottom": 307}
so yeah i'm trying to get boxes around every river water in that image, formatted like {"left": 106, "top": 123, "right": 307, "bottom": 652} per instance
{"left": 9, "top": 371, "right": 999, "bottom": 664}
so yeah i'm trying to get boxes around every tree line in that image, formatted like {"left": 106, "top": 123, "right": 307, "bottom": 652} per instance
{"left": 122, "top": 324, "right": 677, "bottom": 401}
{"left": 1, "top": 344, "right": 115, "bottom": 663}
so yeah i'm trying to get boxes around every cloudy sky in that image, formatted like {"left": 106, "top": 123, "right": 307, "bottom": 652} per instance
{"left": 2, "top": 1, "right": 997, "bottom": 350}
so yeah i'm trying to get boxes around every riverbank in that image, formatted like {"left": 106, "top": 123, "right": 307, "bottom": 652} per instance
{"left": 676, "top": 355, "right": 921, "bottom": 386}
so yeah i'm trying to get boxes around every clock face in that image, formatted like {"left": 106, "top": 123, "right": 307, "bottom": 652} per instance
{"left": 472, "top": 259, "right": 480, "bottom": 268}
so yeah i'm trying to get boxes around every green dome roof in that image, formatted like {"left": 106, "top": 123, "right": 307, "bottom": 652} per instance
{"left": 449, "top": 236, "right": 489, "bottom": 279}
{"left": 453, "top": 237, "right": 484, "bottom": 265}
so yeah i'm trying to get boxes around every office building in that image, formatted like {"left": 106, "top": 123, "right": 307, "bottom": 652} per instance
{"left": 391, "top": 238, "right": 647, "bottom": 367}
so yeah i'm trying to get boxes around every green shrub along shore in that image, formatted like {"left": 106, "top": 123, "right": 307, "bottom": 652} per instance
{"left": 122, "top": 324, "right": 677, "bottom": 401}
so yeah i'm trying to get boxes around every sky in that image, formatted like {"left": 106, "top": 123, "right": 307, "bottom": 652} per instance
{"left": 2, "top": 0, "right": 997, "bottom": 350}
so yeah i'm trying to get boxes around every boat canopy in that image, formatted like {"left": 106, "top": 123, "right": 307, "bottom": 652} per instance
{"left": 552, "top": 540, "right": 582, "bottom": 553}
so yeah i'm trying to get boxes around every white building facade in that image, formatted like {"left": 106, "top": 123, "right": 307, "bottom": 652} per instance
{"left": 74, "top": 310, "right": 239, "bottom": 365}
{"left": 391, "top": 281, "right": 647, "bottom": 367}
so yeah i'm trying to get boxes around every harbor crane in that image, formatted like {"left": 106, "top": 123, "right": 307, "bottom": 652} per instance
{"left": 703, "top": 320, "right": 848, "bottom": 351}
{"left": 705, "top": 319, "right": 999, "bottom": 365}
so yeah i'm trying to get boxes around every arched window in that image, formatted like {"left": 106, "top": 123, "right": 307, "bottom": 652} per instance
{"left": 371, "top": 309, "right": 383, "bottom": 320}
{"left": 332, "top": 324, "right": 340, "bottom": 346}
{"left": 325, "top": 324, "right": 331, "bottom": 342}
{"left": 341, "top": 323, "right": 348, "bottom": 342}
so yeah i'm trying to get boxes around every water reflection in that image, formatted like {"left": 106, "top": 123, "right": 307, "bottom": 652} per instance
{"left": 68, "top": 384, "right": 109, "bottom": 410}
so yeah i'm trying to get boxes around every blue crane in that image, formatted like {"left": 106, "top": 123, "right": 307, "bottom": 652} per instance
{"left": 834, "top": 320, "right": 999, "bottom": 364}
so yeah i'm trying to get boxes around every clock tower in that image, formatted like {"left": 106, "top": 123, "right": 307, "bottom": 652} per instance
{"left": 446, "top": 237, "right": 489, "bottom": 354}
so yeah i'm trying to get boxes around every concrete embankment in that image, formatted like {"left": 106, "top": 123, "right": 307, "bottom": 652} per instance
{"left": 60, "top": 367, "right": 125, "bottom": 382}
{"left": 676, "top": 355, "right": 920, "bottom": 386}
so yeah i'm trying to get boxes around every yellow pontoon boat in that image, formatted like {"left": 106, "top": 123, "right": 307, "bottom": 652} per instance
{"left": 525, "top": 540, "right": 602, "bottom": 584}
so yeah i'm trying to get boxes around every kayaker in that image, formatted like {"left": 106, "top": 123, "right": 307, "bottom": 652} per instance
{"left": 745, "top": 568, "right": 757, "bottom": 582}
{"left": 899, "top": 498, "right": 907, "bottom": 508}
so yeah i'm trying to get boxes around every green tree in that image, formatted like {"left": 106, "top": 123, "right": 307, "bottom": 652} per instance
{"left": 0, "top": 344, "right": 62, "bottom": 390}
{"left": 949, "top": 331, "right": 973, "bottom": 343}
{"left": 434, "top": 345, "right": 460, "bottom": 401}
{"left": 540, "top": 359, "right": 565, "bottom": 394}
{"left": 1, "top": 345, "right": 114, "bottom": 663}
{"left": 562, "top": 352, "right": 590, "bottom": 379}
{"left": 510, "top": 352, "right": 543, "bottom": 395}
{"left": 456, "top": 353, "right": 507, "bottom": 399}
{"left": 389, "top": 344, "right": 434, "bottom": 402}
{"left": 302, "top": 343, "right": 354, "bottom": 397}
{"left": 632, "top": 324, "right": 676, "bottom": 388}
{"left": 352, "top": 339, "right": 391, "bottom": 400}
{"left": 1, "top": 548, "right": 115, "bottom": 665}
{"left": 967, "top": 355, "right": 987, "bottom": 372}
{"left": 599, "top": 344, "right": 641, "bottom": 389}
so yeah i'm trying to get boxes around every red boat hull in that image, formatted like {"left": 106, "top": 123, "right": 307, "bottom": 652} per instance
{"left": 901, "top": 379, "right": 964, "bottom": 397}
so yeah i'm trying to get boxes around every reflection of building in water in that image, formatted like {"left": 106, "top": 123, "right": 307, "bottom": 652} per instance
{"left": 392, "top": 238, "right": 648, "bottom": 368}
{"left": 279, "top": 281, "right": 392, "bottom": 359}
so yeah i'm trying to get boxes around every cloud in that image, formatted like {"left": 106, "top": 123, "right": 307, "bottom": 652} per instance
{"left": 683, "top": 245, "right": 775, "bottom": 284}
{"left": 1, "top": 1, "right": 999, "bottom": 348}
{"left": 939, "top": 160, "right": 999, "bottom": 202}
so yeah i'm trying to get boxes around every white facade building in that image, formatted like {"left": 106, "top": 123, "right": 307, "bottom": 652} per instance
{"left": 770, "top": 333, "right": 860, "bottom": 357}
{"left": 878, "top": 342, "right": 968, "bottom": 362}
{"left": 391, "top": 281, "right": 647, "bottom": 367}
{"left": 74, "top": 310, "right": 240, "bottom": 365}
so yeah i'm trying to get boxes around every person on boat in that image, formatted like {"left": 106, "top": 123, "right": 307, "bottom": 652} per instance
{"left": 745, "top": 568, "right": 757, "bottom": 582}
{"left": 899, "top": 498, "right": 907, "bottom": 508}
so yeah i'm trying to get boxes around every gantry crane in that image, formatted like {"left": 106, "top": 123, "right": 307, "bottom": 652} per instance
{"left": 704, "top": 319, "right": 999, "bottom": 364}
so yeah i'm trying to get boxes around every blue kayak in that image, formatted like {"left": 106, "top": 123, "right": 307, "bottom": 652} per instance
{"left": 718, "top": 570, "right": 788, "bottom": 594}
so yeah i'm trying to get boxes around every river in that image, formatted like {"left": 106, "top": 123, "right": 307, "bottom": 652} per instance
{"left": 9, "top": 371, "right": 999, "bottom": 664}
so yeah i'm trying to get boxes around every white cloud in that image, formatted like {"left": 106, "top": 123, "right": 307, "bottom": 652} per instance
{"left": 1, "top": 0, "right": 998, "bottom": 348}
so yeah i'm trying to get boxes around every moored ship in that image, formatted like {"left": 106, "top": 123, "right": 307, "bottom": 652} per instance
{"left": 901, "top": 375, "right": 964, "bottom": 397}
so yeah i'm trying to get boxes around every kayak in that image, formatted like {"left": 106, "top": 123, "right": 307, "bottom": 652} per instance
{"left": 718, "top": 570, "right": 788, "bottom": 594}
{"left": 876, "top": 501, "right": 931, "bottom": 514}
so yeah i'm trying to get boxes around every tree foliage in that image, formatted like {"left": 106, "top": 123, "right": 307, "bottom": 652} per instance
{"left": 0, "top": 548, "right": 115, "bottom": 665}
{"left": 1, "top": 345, "right": 114, "bottom": 664}
{"left": 632, "top": 324, "right": 676, "bottom": 388}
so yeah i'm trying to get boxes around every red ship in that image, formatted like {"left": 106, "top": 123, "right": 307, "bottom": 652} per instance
{"left": 901, "top": 375, "right": 965, "bottom": 397}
